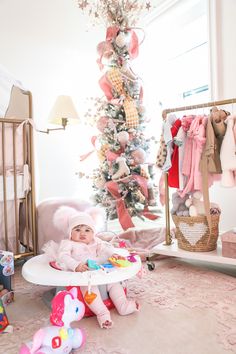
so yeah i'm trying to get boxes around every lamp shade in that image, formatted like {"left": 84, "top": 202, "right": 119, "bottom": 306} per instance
{"left": 48, "top": 95, "right": 80, "bottom": 125}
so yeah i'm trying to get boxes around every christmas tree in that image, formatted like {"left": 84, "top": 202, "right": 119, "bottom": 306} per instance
{"left": 78, "top": 0, "right": 158, "bottom": 230}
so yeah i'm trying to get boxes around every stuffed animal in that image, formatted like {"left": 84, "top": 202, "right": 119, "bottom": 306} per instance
{"left": 19, "top": 287, "right": 85, "bottom": 354}
{"left": 185, "top": 191, "right": 219, "bottom": 217}
{"left": 171, "top": 192, "right": 189, "bottom": 216}
{"left": 211, "top": 107, "right": 229, "bottom": 123}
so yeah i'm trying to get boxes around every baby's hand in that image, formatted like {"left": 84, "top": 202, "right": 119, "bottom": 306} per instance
{"left": 75, "top": 263, "right": 89, "bottom": 272}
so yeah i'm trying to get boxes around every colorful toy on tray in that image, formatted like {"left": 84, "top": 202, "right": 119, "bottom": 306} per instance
{"left": 87, "top": 252, "right": 137, "bottom": 270}
{"left": 108, "top": 253, "right": 137, "bottom": 268}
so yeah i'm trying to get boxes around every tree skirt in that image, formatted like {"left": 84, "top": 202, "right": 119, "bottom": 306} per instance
{"left": 1, "top": 259, "right": 236, "bottom": 353}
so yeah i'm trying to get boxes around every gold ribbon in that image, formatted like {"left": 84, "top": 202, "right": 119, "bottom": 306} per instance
{"left": 107, "top": 68, "right": 139, "bottom": 128}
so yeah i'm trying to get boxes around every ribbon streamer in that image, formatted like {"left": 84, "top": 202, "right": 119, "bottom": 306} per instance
{"left": 106, "top": 180, "right": 135, "bottom": 230}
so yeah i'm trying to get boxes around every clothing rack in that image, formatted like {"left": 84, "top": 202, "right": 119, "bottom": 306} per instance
{"left": 162, "top": 97, "right": 236, "bottom": 246}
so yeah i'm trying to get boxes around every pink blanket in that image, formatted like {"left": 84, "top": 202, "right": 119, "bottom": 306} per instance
{"left": 97, "top": 227, "right": 168, "bottom": 260}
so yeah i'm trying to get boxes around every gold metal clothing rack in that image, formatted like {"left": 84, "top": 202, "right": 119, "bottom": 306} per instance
{"left": 162, "top": 97, "right": 236, "bottom": 246}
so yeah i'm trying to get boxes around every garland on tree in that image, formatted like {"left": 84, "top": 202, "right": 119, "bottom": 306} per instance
{"left": 78, "top": 1, "right": 158, "bottom": 229}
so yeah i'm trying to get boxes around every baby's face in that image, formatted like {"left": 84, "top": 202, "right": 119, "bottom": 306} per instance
{"left": 71, "top": 224, "right": 94, "bottom": 244}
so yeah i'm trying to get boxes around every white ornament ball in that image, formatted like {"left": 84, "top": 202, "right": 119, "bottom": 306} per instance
{"left": 117, "top": 131, "right": 129, "bottom": 148}
{"left": 131, "top": 148, "right": 146, "bottom": 165}
{"left": 115, "top": 31, "right": 131, "bottom": 48}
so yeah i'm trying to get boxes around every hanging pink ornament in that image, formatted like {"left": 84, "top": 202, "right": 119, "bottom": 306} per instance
{"left": 115, "top": 31, "right": 131, "bottom": 48}
{"left": 97, "top": 116, "right": 109, "bottom": 132}
{"left": 131, "top": 148, "right": 146, "bottom": 165}
{"left": 117, "top": 131, "right": 129, "bottom": 149}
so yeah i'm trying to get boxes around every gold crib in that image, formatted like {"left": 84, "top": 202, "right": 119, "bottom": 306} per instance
{"left": 0, "top": 86, "right": 37, "bottom": 259}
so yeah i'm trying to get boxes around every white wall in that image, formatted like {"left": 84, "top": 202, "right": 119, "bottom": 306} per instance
{"left": 0, "top": 0, "right": 103, "bottom": 203}
{"left": 208, "top": 0, "right": 236, "bottom": 231}
{"left": 0, "top": 0, "right": 160, "bottom": 205}
{"left": 209, "top": 0, "right": 236, "bottom": 100}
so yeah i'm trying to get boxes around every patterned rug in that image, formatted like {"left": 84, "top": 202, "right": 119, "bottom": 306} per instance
{"left": 1, "top": 259, "right": 236, "bottom": 353}
{"left": 128, "top": 260, "right": 236, "bottom": 352}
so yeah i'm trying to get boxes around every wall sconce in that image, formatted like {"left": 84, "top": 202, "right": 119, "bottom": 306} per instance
{"left": 39, "top": 95, "right": 80, "bottom": 133}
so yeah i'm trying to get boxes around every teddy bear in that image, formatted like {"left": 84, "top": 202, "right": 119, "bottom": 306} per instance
{"left": 185, "top": 191, "right": 220, "bottom": 217}
{"left": 171, "top": 192, "right": 189, "bottom": 216}
{"left": 210, "top": 107, "right": 229, "bottom": 123}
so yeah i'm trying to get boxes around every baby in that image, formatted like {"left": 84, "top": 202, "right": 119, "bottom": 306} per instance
{"left": 47, "top": 207, "right": 139, "bottom": 329}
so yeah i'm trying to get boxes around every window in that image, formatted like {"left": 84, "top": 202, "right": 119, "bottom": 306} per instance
{"left": 138, "top": 0, "right": 209, "bottom": 131}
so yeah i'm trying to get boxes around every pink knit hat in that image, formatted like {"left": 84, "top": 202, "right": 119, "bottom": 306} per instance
{"left": 53, "top": 206, "right": 105, "bottom": 238}
{"left": 69, "top": 212, "right": 96, "bottom": 237}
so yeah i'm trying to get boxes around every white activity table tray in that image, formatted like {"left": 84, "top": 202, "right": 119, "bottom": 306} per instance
{"left": 22, "top": 252, "right": 142, "bottom": 287}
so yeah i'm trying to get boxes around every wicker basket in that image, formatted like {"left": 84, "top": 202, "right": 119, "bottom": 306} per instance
{"left": 172, "top": 214, "right": 220, "bottom": 252}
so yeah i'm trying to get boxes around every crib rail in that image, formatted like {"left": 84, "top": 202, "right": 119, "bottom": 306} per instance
{"left": 0, "top": 117, "right": 37, "bottom": 259}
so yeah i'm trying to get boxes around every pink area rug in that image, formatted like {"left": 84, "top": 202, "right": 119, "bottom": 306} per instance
{"left": 128, "top": 260, "right": 236, "bottom": 352}
{"left": 1, "top": 259, "right": 236, "bottom": 353}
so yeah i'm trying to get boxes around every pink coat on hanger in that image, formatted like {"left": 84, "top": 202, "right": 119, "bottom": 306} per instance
{"left": 176, "top": 116, "right": 195, "bottom": 191}
{"left": 181, "top": 117, "right": 196, "bottom": 179}
{"left": 220, "top": 114, "right": 236, "bottom": 187}
{"left": 180, "top": 115, "right": 207, "bottom": 197}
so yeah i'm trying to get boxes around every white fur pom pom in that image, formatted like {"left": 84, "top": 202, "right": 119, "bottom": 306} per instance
{"left": 53, "top": 206, "right": 78, "bottom": 235}
{"left": 86, "top": 207, "right": 106, "bottom": 233}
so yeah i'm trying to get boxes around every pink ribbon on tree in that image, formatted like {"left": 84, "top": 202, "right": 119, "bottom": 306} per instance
{"left": 106, "top": 26, "right": 120, "bottom": 41}
{"left": 106, "top": 174, "right": 159, "bottom": 230}
{"left": 129, "top": 30, "right": 139, "bottom": 59}
{"left": 105, "top": 150, "right": 120, "bottom": 162}
{"left": 142, "top": 208, "right": 159, "bottom": 220}
{"left": 132, "top": 174, "right": 148, "bottom": 198}
{"left": 106, "top": 180, "right": 135, "bottom": 230}
{"left": 132, "top": 175, "right": 159, "bottom": 221}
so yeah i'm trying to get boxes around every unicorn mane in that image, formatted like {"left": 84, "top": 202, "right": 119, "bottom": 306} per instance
{"left": 50, "top": 290, "right": 73, "bottom": 326}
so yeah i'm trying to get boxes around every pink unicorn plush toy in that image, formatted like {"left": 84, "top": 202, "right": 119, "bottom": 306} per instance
{"left": 19, "top": 287, "right": 85, "bottom": 354}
